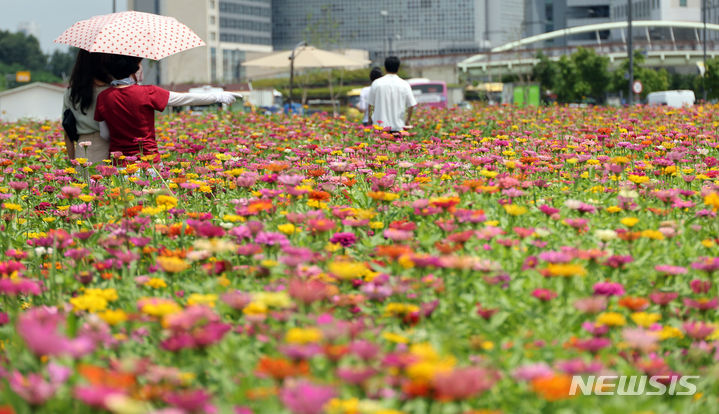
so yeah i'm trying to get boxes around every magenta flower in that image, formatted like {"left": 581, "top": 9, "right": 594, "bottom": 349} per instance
{"left": 329, "top": 232, "right": 357, "bottom": 247}
{"left": 690, "top": 279, "right": 712, "bottom": 294}
{"left": 691, "top": 257, "right": 719, "bottom": 273}
{"left": 532, "top": 288, "right": 557, "bottom": 301}
{"left": 683, "top": 297, "right": 719, "bottom": 311}
{"left": 164, "top": 389, "right": 216, "bottom": 413}
{"left": 574, "top": 337, "right": 611, "bottom": 353}
{"left": 593, "top": 281, "right": 625, "bottom": 297}
{"left": 279, "top": 380, "right": 336, "bottom": 414}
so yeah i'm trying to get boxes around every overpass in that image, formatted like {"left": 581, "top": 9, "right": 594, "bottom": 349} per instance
{"left": 458, "top": 20, "right": 719, "bottom": 77}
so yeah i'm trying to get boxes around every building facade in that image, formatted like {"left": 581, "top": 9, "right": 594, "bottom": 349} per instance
{"left": 524, "top": 0, "right": 612, "bottom": 47}
{"left": 524, "top": 0, "right": 702, "bottom": 48}
{"left": 128, "top": 0, "right": 272, "bottom": 84}
{"left": 272, "top": 0, "right": 525, "bottom": 60}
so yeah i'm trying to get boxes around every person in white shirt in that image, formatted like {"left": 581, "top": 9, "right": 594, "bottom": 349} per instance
{"left": 357, "top": 67, "right": 383, "bottom": 126}
{"left": 368, "top": 56, "right": 417, "bottom": 132}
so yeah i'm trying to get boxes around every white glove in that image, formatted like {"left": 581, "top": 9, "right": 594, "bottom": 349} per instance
{"left": 215, "top": 92, "right": 238, "bottom": 105}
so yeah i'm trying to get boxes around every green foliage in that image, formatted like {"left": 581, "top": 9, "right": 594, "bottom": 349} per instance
{"left": 669, "top": 72, "right": 699, "bottom": 91}
{"left": 529, "top": 48, "right": 608, "bottom": 103}
{"left": 0, "top": 30, "right": 74, "bottom": 90}
{"left": 47, "top": 48, "right": 78, "bottom": 79}
{"left": 532, "top": 52, "right": 558, "bottom": 94}
{"left": 571, "top": 48, "right": 610, "bottom": 102}
{"left": 552, "top": 48, "right": 608, "bottom": 103}
{"left": 703, "top": 56, "right": 719, "bottom": 100}
{"left": 609, "top": 51, "right": 669, "bottom": 99}
{"left": 0, "top": 30, "right": 46, "bottom": 71}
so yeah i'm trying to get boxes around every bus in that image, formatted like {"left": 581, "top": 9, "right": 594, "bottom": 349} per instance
{"left": 408, "top": 78, "right": 447, "bottom": 109}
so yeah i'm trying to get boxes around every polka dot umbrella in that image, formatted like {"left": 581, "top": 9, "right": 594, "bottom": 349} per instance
{"left": 53, "top": 11, "right": 205, "bottom": 60}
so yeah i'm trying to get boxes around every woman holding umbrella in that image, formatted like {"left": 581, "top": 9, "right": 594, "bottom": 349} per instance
{"left": 61, "top": 50, "right": 113, "bottom": 164}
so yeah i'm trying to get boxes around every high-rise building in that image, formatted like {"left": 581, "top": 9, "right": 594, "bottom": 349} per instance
{"left": 525, "top": 0, "right": 702, "bottom": 48}
{"left": 17, "top": 21, "right": 39, "bottom": 39}
{"left": 272, "top": 0, "right": 525, "bottom": 60}
{"left": 524, "top": 0, "right": 612, "bottom": 46}
{"left": 128, "top": 0, "right": 272, "bottom": 84}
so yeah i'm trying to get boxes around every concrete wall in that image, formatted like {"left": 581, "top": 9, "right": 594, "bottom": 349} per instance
{"left": 162, "top": 0, "right": 211, "bottom": 84}
{"left": 0, "top": 85, "right": 65, "bottom": 122}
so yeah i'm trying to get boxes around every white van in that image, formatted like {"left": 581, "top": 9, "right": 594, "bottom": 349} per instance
{"left": 646, "top": 90, "right": 695, "bottom": 108}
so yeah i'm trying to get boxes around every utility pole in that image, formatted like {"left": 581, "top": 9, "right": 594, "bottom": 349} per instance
{"left": 703, "top": 0, "right": 707, "bottom": 101}
{"left": 112, "top": 0, "right": 116, "bottom": 12}
{"left": 627, "top": 0, "right": 633, "bottom": 105}
{"left": 380, "top": 10, "right": 389, "bottom": 58}
{"left": 288, "top": 41, "right": 306, "bottom": 113}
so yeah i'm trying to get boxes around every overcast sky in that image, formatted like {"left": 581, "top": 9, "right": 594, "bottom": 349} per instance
{"left": 0, "top": 0, "right": 129, "bottom": 53}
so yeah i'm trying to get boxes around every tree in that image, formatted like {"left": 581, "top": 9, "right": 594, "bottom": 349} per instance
{"left": 0, "top": 30, "right": 46, "bottom": 70}
{"left": 532, "top": 52, "right": 558, "bottom": 96}
{"left": 703, "top": 56, "right": 719, "bottom": 100}
{"left": 571, "top": 48, "right": 609, "bottom": 103}
{"left": 554, "top": 55, "right": 584, "bottom": 103}
{"left": 47, "top": 48, "right": 78, "bottom": 80}
{"left": 610, "top": 50, "right": 669, "bottom": 99}
{"left": 546, "top": 48, "right": 609, "bottom": 104}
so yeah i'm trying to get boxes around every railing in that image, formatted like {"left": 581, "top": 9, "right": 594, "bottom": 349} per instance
{"left": 473, "top": 40, "right": 719, "bottom": 63}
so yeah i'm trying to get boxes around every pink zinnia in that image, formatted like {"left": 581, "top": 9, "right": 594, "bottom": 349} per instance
{"left": 648, "top": 291, "right": 678, "bottom": 306}
{"left": 280, "top": 380, "right": 336, "bottom": 414}
{"left": 433, "top": 367, "right": 499, "bottom": 400}
{"left": 654, "top": 265, "right": 687, "bottom": 275}
{"left": 288, "top": 278, "right": 328, "bottom": 305}
{"left": 574, "top": 337, "right": 611, "bottom": 353}
{"left": 513, "top": 363, "right": 553, "bottom": 381}
{"left": 683, "top": 321, "right": 716, "bottom": 340}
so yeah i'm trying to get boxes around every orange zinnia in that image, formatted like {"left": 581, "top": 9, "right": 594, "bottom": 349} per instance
{"left": 78, "top": 364, "right": 136, "bottom": 391}
{"left": 531, "top": 373, "right": 575, "bottom": 401}
{"left": 255, "top": 357, "right": 309, "bottom": 380}
{"left": 307, "top": 168, "right": 326, "bottom": 177}
{"left": 248, "top": 199, "right": 274, "bottom": 214}
{"left": 618, "top": 296, "right": 649, "bottom": 311}
{"left": 308, "top": 190, "right": 331, "bottom": 201}
{"left": 375, "top": 244, "right": 413, "bottom": 259}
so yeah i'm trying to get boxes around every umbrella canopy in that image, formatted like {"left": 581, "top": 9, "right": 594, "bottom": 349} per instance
{"left": 54, "top": 11, "right": 205, "bottom": 60}
{"left": 243, "top": 46, "right": 370, "bottom": 69}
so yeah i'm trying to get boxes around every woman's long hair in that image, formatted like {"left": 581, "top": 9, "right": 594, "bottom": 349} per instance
{"left": 68, "top": 50, "right": 112, "bottom": 114}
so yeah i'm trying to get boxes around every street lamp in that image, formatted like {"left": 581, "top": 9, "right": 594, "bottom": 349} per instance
{"left": 703, "top": 0, "right": 707, "bottom": 101}
{"left": 288, "top": 40, "right": 307, "bottom": 113}
{"left": 380, "top": 10, "right": 388, "bottom": 58}
{"left": 627, "top": 0, "right": 633, "bottom": 105}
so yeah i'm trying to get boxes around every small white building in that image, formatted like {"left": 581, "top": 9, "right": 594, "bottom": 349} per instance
{"left": 0, "top": 82, "right": 66, "bottom": 123}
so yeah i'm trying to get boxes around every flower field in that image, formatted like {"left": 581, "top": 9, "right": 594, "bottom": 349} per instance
{"left": 1, "top": 105, "right": 719, "bottom": 413}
